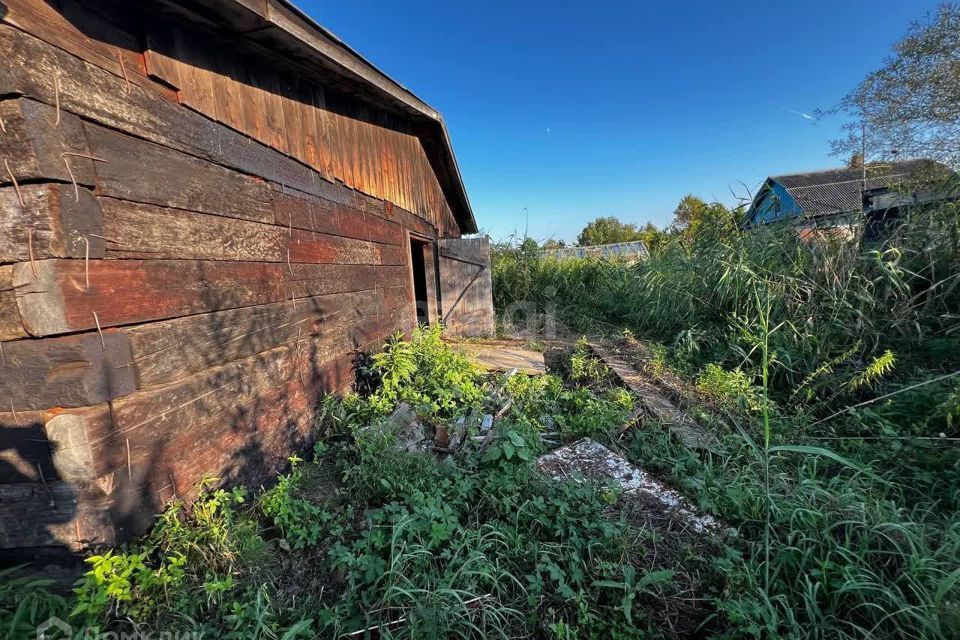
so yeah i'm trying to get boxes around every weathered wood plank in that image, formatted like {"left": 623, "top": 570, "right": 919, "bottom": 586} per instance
{"left": 84, "top": 124, "right": 274, "bottom": 224}
{"left": 0, "top": 98, "right": 96, "bottom": 186}
{"left": 289, "top": 228, "right": 382, "bottom": 265}
{"left": 102, "top": 198, "right": 286, "bottom": 262}
{"left": 123, "top": 285, "right": 408, "bottom": 387}
{"left": 0, "top": 408, "right": 51, "bottom": 483}
{"left": 438, "top": 237, "right": 494, "bottom": 337}
{"left": 273, "top": 190, "right": 404, "bottom": 246}
{"left": 1, "top": 0, "right": 172, "bottom": 99}
{"left": 0, "top": 482, "right": 115, "bottom": 550}
{"left": 46, "top": 340, "right": 381, "bottom": 517}
{"left": 100, "top": 198, "right": 398, "bottom": 265}
{"left": 0, "top": 331, "right": 135, "bottom": 410}
{"left": 0, "top": 265, "right": 26, "bottom": 340}
{"left": 12, "top": 259, "right": 408, "bottom": 336}
{"left": 588, "top": 343, "right": 719, "bottom": 451}
{"left": 0, "top": 25, "right": 447, "bottom": 236}
{"left": 0, "top": 184, "right": 103, "bottom": 263}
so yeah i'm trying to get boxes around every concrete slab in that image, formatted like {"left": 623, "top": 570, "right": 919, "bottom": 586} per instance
{"left": 538, "top": 439, "right": 728, "bottom": 535}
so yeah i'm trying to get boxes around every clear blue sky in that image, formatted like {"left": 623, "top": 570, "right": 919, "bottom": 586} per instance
{"left": 298, "top": 0, "right": 940, "bottom": 243}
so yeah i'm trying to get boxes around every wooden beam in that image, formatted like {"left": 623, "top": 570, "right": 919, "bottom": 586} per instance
{"left": 0, "top": 265, "right": 26, "bottom": 340}
{"left": 0, "top": 184, "right": 103, "bottom": 262}
{"left": 122, "top": 285, "right": 408, "bottom": 387}
{"left": 0, "top": 331, "right": 135, "bottom": 410}
{"left": 84, "top": 123, "right": 274, "bottom": 224}
{"left": 0, "top": 98, "right": 96, "bottom": 186}
{"left": 101, "top": 198, "right": 286, "bottom": 262}
{"left": 0, "top": 482, "right": 115, "bottom": 551}
{"left": 12, "top": 258, "right": 408, "bottom": 336}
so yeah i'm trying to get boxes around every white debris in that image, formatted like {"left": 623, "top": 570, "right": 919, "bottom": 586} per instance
{"left": 537, "top": 439, "right": 728, "bottom": 535}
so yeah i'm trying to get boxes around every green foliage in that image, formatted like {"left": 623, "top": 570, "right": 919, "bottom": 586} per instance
{"left": 369, "top": 325, "right": 485, "bottom": 418}
{"left": 576, "top": 215, "right": 647, "bottom": 246}
{"left": 0, "top": 567, "right": 69, "bottom": 638}
{"left": 696, "top": 363, "right": 764, "bottom": 413}
{"left": 625, "top": 425, "right": 960, "bottom": 640}
{"left": 847, "top": 349, "right": 896, "bottom": 390}
{"left": 834, "top": 3, "right": 960, "bottom": 166}
{"left": 568, "top": 337, "right": 612, "bottom": 387}
{"left": 260, "top": 456, "right": 338, "bottom": 549}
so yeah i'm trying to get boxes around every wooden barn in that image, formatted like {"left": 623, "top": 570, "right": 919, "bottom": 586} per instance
{"left": 0, "top": 0, "right": 493, "bottom": 571}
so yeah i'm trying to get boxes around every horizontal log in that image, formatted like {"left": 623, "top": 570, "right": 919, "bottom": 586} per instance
{"left": 0, "top": 331, "right": 135, "bottom": 410}
{"left": 273, "top": 190, "right": 404, "bottom": 246}
{"left": 46, "top": 309, "right": 403, "bottom": 482}
{"left": 2, "top": 0, "right": 177, "bottom": 98}
{"left": 0, "top": 408, "right": 52, "bottom": 483}
{"left": 0, "top": 25, "right": 319, "bottom": 208}
{"left": 0, "top": 183, "right": 103, "bottom": 262}
{"left": 84, "top": 124, "right": 274, "bottom": 224}
{"left": 45, "top": 341, "right": 371, "bottom": 526}
{"left": 0, "top": 27, "right": 441, "bottom": 241}
{"left": 12, "top": 258, "right": 408, "bottom": 336}
{"left": 100, "top": 198, "right": 397, "bottom": 265}
{"left": 123, "top": 285, "right": 409, "bottom": 387}
{"left": 0, "top": 97, "right": 96, "bottom": 185}
{"left": 0, "top": 286, "right": 410, "bottom": 411}
{"left": 102, "top": 198, "right": 286, "bottom": 262}
{"left": 0, "top": 482, "right": 115, "bottom": 550}
{"left": 0, "top": 265, "right": 26, "bottom": 339}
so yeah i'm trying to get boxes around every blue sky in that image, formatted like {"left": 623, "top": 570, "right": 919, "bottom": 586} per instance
{"left": 299, "top": 0, "right": 940, "bottom": 243}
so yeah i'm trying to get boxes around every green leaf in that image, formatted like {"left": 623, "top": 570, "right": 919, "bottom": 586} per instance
{"left": 508, "top": 431, "right": 525, "bottom": 447}
{"left": 768, "top": 445, "right": 886, "bottom": 483}
{"left": 281, "top": 619, "right": 314, "bottom": 639}
{"left": 503, "top": 442, "right": 516, "bottom": 460}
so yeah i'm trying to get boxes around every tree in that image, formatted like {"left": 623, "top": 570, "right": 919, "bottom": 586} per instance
{"left": 832, "top": 4, "right": 960, "bottom": 168}
{"left": 637, "top": 222, "right": 668, "bottom": 254}
{"left": 670, "top": 195, "right": 737, "bottom": 241}
{"left": 541, "top": 238, "right": 567, "bottom": 250}
{"left": 576, "top": 216, "right": 644, "bottom": 246}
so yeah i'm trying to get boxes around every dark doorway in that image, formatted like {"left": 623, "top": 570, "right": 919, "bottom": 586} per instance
{"left": 410, "top": 238, "right": 429, "bottom": 326}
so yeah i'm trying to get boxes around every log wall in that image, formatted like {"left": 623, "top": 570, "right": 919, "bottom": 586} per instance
{"left": 0, "top": 0, "right": 454, "bottom": 567}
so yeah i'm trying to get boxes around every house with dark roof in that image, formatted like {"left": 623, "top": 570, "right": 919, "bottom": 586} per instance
{"left": 743, "top": 159, "right": 956, "bottom": 233}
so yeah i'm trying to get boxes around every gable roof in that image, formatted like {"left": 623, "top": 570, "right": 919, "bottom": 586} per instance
{"left": 153, "top": 0, "right": 477, "bottom": 234}
{"left": 769, "top": 159, "right": 943, "bottom": 217}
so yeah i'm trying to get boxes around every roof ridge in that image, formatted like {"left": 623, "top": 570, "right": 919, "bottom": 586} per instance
{"left": 770, "top": 159, "right": 927, "bottom": 181}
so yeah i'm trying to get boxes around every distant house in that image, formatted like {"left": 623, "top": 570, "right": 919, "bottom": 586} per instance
{"left": 743, "top": 159, "right": 956, "bottom": 236}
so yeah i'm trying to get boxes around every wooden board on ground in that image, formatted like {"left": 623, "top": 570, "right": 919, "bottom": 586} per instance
{"left": 589, "top": 342, "right": 719, "bottom": 451}
{"left": 452, "top": 341, "right": 545, "bottom": 375}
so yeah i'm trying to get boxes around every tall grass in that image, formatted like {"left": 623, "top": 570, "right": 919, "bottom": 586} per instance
{"left": 493, "top": 205, "right": 960, "bottom": 638}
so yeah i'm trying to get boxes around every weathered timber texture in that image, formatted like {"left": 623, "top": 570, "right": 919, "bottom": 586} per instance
{"left": 0, "top": 0, "right": 489, "bottom": 565}
{"left": 0, "top": 184, "right": 103, "bottom": 263}
{"left": 0, "top": 482, "right": 115, "bottom": 551}
{"left": 123, "top": 286, "right": 407, "bottom": 387}
{"left": 0, "top": 97, "right": 96, "bottom": 185}
{"left": 0, "top": 25, "right": 452, "bottom": 235}
{"left": 12, "top": 259, "right": 407, "bottom": 336}
{"left": 0, "top": 408, "right": 51, "bottom": 483}
{"left": 0, "top": 265, "right": 26, "bottom": 340}
{"left": 1, "top": 0, "right": 173, "bottom": 99}
{"left": 0, "top": 331, "right": 135, "bottom": 410}
{"left": 84, "top": 124, "right": 274, "bottom": 224}
{"left": 438, "top": 237, "right": 495, "bottom": 337}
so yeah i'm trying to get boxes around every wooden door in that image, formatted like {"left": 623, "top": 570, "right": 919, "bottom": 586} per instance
{"left": 438, "top": 237, "right": 494, "bottom": 337}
